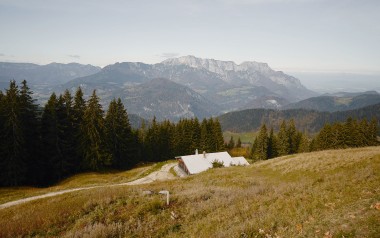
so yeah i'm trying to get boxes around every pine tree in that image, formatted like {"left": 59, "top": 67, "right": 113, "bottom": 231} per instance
{"left": 315, "top": 124, "right": 333, "bottom": 150}
{"left": 40, "top": 93, "right": 74, "bottom": 183}
{"left": 212, "top": 118, "right": 225, "bottom": 152}
{"left": 227, "top": 136, "right": 235, "bottom": 149}
{"left": 236, "top": 137, "right": 242, "bottom": 148}
{"left": 200, "top": 118, "right": 211, "bottom": 152}
{"left": 287, "top": 119, "right": 300, "bottom": 154}
{"left": 144, "top": 116, "right": 159, "bottom": 161}
{"left": 277, "top": 120, "right": 290, "bottom": 156}
{"left": 189, "top": 118, "right": 201, "bottom": 153}
{"left": 61, "top": 90, "right": 79, "bottom": 174}
{"left": 267, "top": 127, "right": 278, "bottom": 159}
{"left": 72, "top": 87, "right": 86, "bottom": 167}
{"left": 0, "top": 81, "right": 27, "bottom": 186}
{"left": 80, "top": 90, "right": 111, "bottom": 170}
{"left": 343, "top": 117, "right": 360, "bottom": 148}
{"left": 297, "top": 132, "right": 310, "bottom": 153}
{"left": 251, "top": 124, "right": 268, "bottom": 161}
{"left": 368, "top": 118, "right": 378, "bottom": 146}
{"left": 105, "top": 98, "right": 137, "bottom": 169}
{"left": 250, "top": 137, "right": 258, "bottom": 161}
{"left": 19, "top": 80, "right": 41, "bottom": 185}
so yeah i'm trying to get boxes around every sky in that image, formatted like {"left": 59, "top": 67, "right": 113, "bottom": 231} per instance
{"left": 0, "top": 0, "right": 379, "bottom": 74}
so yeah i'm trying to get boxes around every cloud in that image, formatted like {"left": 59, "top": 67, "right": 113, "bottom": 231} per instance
{"left": 0, "top": 53, "right": 5, "bottom": 57}
{"left": 68, "top": 54, "right": 81, "bottom": 59}
{"left": 157, "top": 53, "right": 180, "bottom": 59}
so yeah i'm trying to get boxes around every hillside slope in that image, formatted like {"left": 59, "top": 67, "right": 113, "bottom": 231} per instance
{"left": 283, "top": 91, "right": 380, "bottom": 112}
{"left": 1, "top": 147, "right": 379, "bottom": 237}
{"left": 219, "top": 103, "right": 380, "bottom": 133}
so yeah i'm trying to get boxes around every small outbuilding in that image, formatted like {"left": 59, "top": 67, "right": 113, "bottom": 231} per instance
{"left": 176, "top": 150, "right": 249, "bottom": 175}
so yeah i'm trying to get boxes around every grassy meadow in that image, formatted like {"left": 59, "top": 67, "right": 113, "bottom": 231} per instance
{"left": 1, "top": 147, "right": 379, "bottom": 237}
{"left": 223, "top": 131, "right": 257, "bottom": 145}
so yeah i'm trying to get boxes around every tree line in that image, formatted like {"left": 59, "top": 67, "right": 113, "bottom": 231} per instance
{"left": 0, "top": 80, "right": 224, "bottom": 187}
{"left": 310, "top": 117, "right": 378, "bottom": 151}
{"left": 250, "top": 118, "right": 378, "bottom": 161}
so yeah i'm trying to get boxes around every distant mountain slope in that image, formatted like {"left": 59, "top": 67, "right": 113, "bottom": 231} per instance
{"left": 219, "top": 103, "right": 380, "bottom": 133}
{"left": 241, "top": 95, "right": 290, "bottom": 110}
{"left": 283, "top": 91, "right": 380, "bottom": 112}
{"left": 0, "top": 62, "right": 101, "bottom": 87}
{"left": 110, "top": 78, "right": 221, "bottom": 121}
{"left": 128, "top": 114, "right": 146, "bottom": 129}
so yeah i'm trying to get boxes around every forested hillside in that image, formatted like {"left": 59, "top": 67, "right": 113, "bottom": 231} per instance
{"left": 282, "top": 92, "right": 380, "bottom": 112}
{"left": 219, "top": 105, "right": 380, "bottom": 133}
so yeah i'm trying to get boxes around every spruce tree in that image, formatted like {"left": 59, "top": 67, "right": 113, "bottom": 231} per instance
{"left": 212, "top": 118, "right": 225, "bottom": 152}
{"left": 72, "top": 87, "right": 86, "bottom": 167}
{"left": 144, "top": 116, "right": 159, "bottom": 161}
{"left": 368, "top": 118, "right": 378, "bottom": 146}
{"left": 105, "top": 98, "right": 137, "bottom": 169}
{"left": 200, "top": 118, "right": 211, "bottom": 152}
{"left": 287, "top": 119, "right": 299, "bottom": 154}
{"left": 189, "top": 118, "right": 201, "bottom": 153}
{"left": 19, "top": 80, "right": 41, "bottom": 185}
{"left": 267, "top": 127, "right": 278, "bottom": 159}
{"left": 0, "top": 81, "right": 27, "bottom": 186}
{"left": 315, "top": 124, "right": 333, "bottom": 150}
{"left": 80, "top": 90, "right": 111, "bottom": 170}
{"left": 297, "top": 132, "right": 310, "bottom": 153}
{"left": 227, "top": 136, "right": 235, "bottom": 149}
{"left": 254, "top": 124, "right": 268, "bottom": 160}
{"left": 61, "top": 90, "right": 79, "bottom": 174}
{"left": 40, "top": 93, "right": 74, "bottom": 183}
{"left": 236, "top": 137, "right": 242, "bottom": 148}
{"left": 277, "top": 120, "right": 290, "bottom": 156}
{"left": 343, "top": 117, "right": 360, "bottom": 148}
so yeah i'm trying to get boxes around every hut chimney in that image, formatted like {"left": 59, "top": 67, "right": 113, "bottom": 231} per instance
{"left": 195, "top": 149, "right": 198, "bottom": 155}
{"left": 203, "top": 151, "right": 206, "bottom": 158}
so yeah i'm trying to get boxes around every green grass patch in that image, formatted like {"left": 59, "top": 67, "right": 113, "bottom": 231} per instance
{"left": 223, "top": 131, "right": 257, "bottom": 144}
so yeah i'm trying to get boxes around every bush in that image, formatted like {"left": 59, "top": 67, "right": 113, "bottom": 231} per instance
{"left": 212, "top": 160, "right": 224, "bottom": 168}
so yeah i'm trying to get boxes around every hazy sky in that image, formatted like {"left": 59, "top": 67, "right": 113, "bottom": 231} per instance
{"left": 0, "top": 0, "right": 379, "bottom": 73}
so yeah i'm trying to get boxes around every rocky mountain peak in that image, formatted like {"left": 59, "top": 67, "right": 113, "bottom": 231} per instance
{"left": 162, "top": 55, "right": 278, "bottom": 76}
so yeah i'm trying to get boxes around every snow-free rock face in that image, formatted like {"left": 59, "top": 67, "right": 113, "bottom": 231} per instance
{"left": 161, "top": 55, "right": 314, "bottom": 102}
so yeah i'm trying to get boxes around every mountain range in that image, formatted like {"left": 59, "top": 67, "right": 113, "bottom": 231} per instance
{"left": 54, "top": 56, "right": 316, "bottom": 120}
{"left": 0, "top": 56, "right": 379, "bottom": 122}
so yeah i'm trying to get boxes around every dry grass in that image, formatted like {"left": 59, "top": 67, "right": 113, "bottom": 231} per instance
{"left": 1, "top": 147, "right": 379, "bottom": 237}
{"left": 228, "top": 147, "right": 250, "bottom": 158}
{"left": 0, "top": 165, "right": 151, "bottom": 205}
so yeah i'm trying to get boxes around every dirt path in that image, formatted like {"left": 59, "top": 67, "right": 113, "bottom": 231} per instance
{"left": 0, "top": 163, "right": 177, "bottom": 210}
